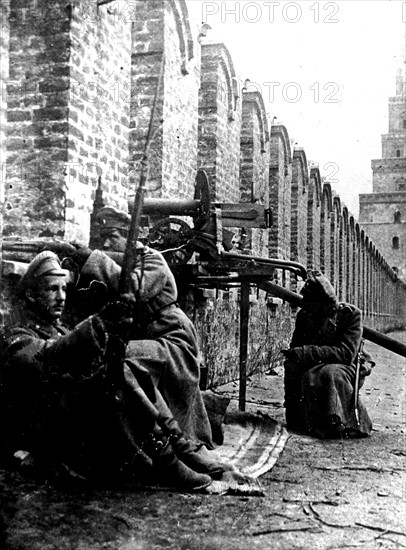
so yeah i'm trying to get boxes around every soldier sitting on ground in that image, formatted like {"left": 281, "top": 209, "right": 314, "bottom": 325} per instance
{"left": 1, "top": 251, "right": 219, "bottom": 491}
{"left": 282, "top": 270, "right": 375, "bottom": 438}
{"left": 66, "top": 206, "right": 224, "bottom": 468}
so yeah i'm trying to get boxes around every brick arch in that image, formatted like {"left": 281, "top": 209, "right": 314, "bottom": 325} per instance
{"left": 167, "top": 0, "right": 194, "bottom": 73}
{"left": 201, "top": 43, "right": 239, "bottom": 121}
{"left": 322, "top": 182, "right": 333, "bottom": 212}
{"left": 340, "top": 206, "right": 349, "bottom": 301}
{"left": 241, "top": 91, "right": 269, "bottom": 154}
{"left": 306, "top": 167, "right": 321, "bottom": 269}
{"left": 309, "top": 167, "right": 322, "bottom": 205}
{"left": 320, "top": 182, "right": 332, "bottom": 278}
{"left": 198, "top": 42, "right": 241, "bottom": 202}
{"left": 348, "top": 215, "right": 357, "bottom": 304}
{"left": 291, "top": 147, "right": 309, "bottom": 272}
{"left": 269, "top": 124, "right": 292, "bottom": 265}
{"left": 293, "top": 148, "right": 309, "bottom": 192}
{"left": 271, "top": 125, "right": 292, "bottom": 177}
{"left": 364, "top": 234, "right": 371, "bottom": 317}
{"left": 240, "top": 91, "right": 270, "bottom": 206}
{"left": 330, "top": 195, "right": 341, "bottom": 293}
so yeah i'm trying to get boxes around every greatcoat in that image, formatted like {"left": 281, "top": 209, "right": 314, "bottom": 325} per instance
{"left": 80, "top": 247, "right": 214, "bottom": 449}
{"left": 2, "top": 308, "right": 156, "bottom": 478}
{"left": 284, "top": 302, "right": 373, "bottom": 438}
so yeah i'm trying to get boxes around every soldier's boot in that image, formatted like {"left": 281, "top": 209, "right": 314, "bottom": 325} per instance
{"left": 144, "top": 431, "right": 212, "bottom": 492}
{"left": 158, "top": 413, "right": 226, "bottom": 479}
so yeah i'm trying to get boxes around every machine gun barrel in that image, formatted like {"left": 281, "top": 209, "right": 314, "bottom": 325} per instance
{"left": 129, "top": 198, "right": 201, "bottom": 217}
{"left": 221, "top": 252, "right": 308, "bottom": 279}
{"left": 257, "top": 280, "right": 406, "bottom": 359}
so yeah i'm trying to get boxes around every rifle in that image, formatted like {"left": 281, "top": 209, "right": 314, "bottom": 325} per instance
{"left": 103, "top": 54, "right": 165, "bottom": 418}
{"left": 119, "top": 55, "right": 165, "bottom": 296}
{"left": 353, "top": 339, "right": 364, "bottom": 427}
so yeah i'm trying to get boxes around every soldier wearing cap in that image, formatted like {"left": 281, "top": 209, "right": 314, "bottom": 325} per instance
{"left": 82, "top": 206, "right": 216, "bottom": 453}
{"left": 282, "top": 270, "right": 374, "bottom": 438}
{"left": 1, "top": 251, "right": 217, "bottom": 490}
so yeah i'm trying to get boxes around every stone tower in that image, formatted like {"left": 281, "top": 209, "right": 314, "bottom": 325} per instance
{"left": 359, "top": 31, "right": 406, "bottom": 279}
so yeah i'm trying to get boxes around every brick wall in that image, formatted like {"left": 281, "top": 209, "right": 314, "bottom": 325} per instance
{"left": 1, "top": 0, "right": 406, "bottom": 386}
{"left": 307, "top": 168, "right": 321, "bottom": 270}
{"left": 320, "top": 185, "right": 332, "bottom": 281}
{"left": 2, "top": 0, "right": 131, "bottom": 241}
{"left": 330, "top": 200, "right": 341, "bottom": 296}
{"left": 4, "top": 0, "right": 72, "bottom": 238}
{"left": 0, "top": 0, "right": 9, "bottom": 250}
{"left": 269, "top": 125, "right": 292, "bottom": 276}
{"left": 161, "top": 0, "right": 199, "bottom": 199}
{"left": 240, "top": 91, "right": 269, "bottom": 257}
{"left": 291, "top": 149, "right": 308, "bottom": 266}
{"left": 198, "top": 42, "right": 241, "bottom": 203}
{"left": 130, "top": 0, "right": 199, "bottom": 201}
{"left": 67, "top": 1, "right": 131, "bottom": 241}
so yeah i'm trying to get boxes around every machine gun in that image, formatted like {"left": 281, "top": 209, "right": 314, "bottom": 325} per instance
{"left": 4, "top": 170, "right": 406, "bottom": 411}
{"left": 89, "top": 169, "right": 308, "bottom": 410}
{"left": 124, "top": 170, "right": 306, "bottom": 281}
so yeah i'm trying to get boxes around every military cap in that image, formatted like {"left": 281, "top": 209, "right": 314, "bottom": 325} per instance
{"left": 19, "top": 251, "right": 69, "bottom": 294}
{"left": 95, "top": 206, "right": 130, "bottom": 231}
{"left": 300, "top": 270, "right": 338, "bottom": 308}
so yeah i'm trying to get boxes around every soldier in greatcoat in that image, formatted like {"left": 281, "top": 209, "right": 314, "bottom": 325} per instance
{"left": 1, "top": 251, "right": 216, "bottom": 490}
{"left": 77, "top": 207, "right": 217, "bottom": 455}
{"left": 283, "top": 270, "right": 374, "bottom": 438}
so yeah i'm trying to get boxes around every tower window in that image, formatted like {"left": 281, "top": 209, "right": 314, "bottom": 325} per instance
{"left": 392, "top": 236, "right": 400, "bottom": 249}
{"left": 396, "top": 149, "right": 401, "bottom": 157}
{"left": 394, "top": 211, "right": 401, "bottom": 223}
{"left": 403, "top": 120, "right": 406, "bottom": 129}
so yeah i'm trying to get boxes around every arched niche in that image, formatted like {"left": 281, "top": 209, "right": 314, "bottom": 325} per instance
{"left": 240, "top": 90, "right": 270, "bottom": 206}
{"left": 241, "top": 90, "right": 269, "bottom": 154}
{"left": 167, "top": 0, "right": 195, "bottom": 73}
{"left": 309, "top": 167, "right": 321, "bottom": 206}
{"left": 200, "top": 42, "right": 239, "bottom": 121}
{"left": 270, "top": 125, "right": 292, "bottom": 177}
{"left": 292, "top": 148, "right": 309, "bottom": 193}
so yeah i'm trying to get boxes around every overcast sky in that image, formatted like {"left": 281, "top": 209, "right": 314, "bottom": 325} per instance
{"left": 186, "top": 0, "right": 406, "bottom": 217}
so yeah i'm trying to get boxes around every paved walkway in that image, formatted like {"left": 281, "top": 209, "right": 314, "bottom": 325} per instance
{"left": 210, "top": 331, "right": 406, "bottom": 549}
{"left": 1, "top": 332, "right": 405, "bottom": 550}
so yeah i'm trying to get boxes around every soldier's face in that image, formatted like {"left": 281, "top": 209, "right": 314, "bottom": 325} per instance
{"left": 100, "top": 228, "right": 127, "bottom": 252}
{"left": 30, "top": 275, "right": 67, "bottom": 321}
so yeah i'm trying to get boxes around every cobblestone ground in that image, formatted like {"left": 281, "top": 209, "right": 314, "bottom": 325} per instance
{"left": 1, "top": 332, "right": 405, "bottom": 550}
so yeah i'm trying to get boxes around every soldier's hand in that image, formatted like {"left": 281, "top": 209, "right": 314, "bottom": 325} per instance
{"left": 40, "top": 241, "right": 77, "bottom": 259}
{"left": 69, "top": 242, "right": 93, "bottom": 268}
{"left": 98, "top": 300, "right": 133, "bottom": 335}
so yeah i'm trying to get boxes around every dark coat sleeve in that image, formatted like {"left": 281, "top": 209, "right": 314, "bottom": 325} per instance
{"left": 5, "top": 316, "right": 107, "bottom": 379}
{"left": 287, "top": 305, "right": 362, "bottom": 368}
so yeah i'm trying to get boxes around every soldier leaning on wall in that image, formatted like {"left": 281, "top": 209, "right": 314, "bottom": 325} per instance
{"left": 0, "top": 251, "right": 228, "bottom": 491}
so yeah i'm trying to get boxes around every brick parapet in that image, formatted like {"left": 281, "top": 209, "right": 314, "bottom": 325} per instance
{"left": 291, "top": 149, "right": 308, "bottom": 267}
{"left": 198, "top": 42, "right": 241, "bottom": 203}
{"left": 307, "top": 168, "right": 321, "bottom": 270}
{"left": 0, "top": 0, "right": 10, "bottom": 254}
{"left": 240, "top": 91, "right": 269, "bottom": 257}
{"left": 269, "top": 125, "right": 292, "bottom": 283}
{"left": 67, "top": 1, "right": 131, "bottom": 241}
{"left": 161, "top": 1, "right": 199, "bottom": 199}
{"left": 1, "top": 0, "right": 406, "bottom": 386}
{"left": 3, "top": 0, "right": 72, "bottom": 237}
